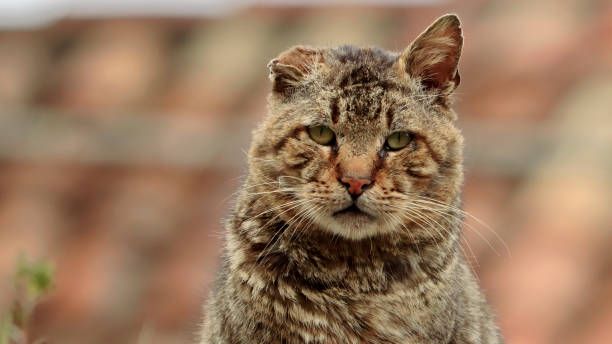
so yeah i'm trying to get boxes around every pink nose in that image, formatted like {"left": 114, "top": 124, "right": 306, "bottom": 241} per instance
{"left": 340, "top": 176, "right": 372, "bottom": 197}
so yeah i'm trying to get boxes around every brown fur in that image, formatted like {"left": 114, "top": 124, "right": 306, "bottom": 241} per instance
{"left": 200, "top": 14, "right": 502, "bottom": 344}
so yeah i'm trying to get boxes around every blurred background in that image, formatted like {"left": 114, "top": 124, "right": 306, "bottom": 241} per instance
{"left": 0, "top": 0, "right": 611, "bottom": 343}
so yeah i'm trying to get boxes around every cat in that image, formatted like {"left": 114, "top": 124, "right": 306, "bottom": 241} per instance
{"left": 199, "top": 14, "right": 503, "bottom": 344}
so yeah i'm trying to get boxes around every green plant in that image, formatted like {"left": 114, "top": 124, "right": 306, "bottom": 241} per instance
{"left": 0, "top": 256, "right": 54, "bottom": 344}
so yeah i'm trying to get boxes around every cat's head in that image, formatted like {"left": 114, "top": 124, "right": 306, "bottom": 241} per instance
{"left": 249, "top": 14, "right": 464, "bottom": 240}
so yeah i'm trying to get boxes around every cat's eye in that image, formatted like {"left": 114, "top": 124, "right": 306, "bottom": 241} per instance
{"left": 385, "top": 132, "right": 413, "bottom": 151}
{"left": 308, "top": 126, "right": 335, "bottom": 145}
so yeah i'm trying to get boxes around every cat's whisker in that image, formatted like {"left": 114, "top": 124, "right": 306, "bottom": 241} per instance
{"left": 252, "top": 224, "right": 287, "bottom": 271}
{"left": 258, "top": 198, "right": 316, "bottom": 226}
{"left": 410, "top": 198, "right": 510, "bottom": 257}
{"left": 247, "top": 198, "right": 310, "bottom": 223}
{"left": 291, "top": 205, "right": 318, "bottom": 244}
{"left": 295, "top": 203, "right": 319, "bottom": 231}
{"left": 460, "top": 236, "right": 481, "bottom": 269}
{"left": 277, "top": 175, "right": 307, "bottom": 183}
{"left": 395, "top": 194, "right": 509, "bottom": 257}
{"left": 283, "top": 201, "right": 320, "bottom": 244}
{"left": 243, "top": 188, "right": 297, "bottom": 197}
{"left": 388, "top": 204, "right": 448, "bottom": 241}
{"left": 221, "top": 181, "right": 287, "bottom": 202}
{"left": 294, "top": 203, "right": 325, "bottom": 242}
{"left": 380, "top": 208, "right": 395, "bottom": 232}
{"left": 277, "top": 175, "right": 308, "bottom": 188}
{"left": 401, "top": 209, "right": 446, "bottom": 251}
{"left": 253, "top": 198, "right": 320, "bottom": 254}
{"left": 387, "top": 204, "right": 445, "bottom": 252}
{"left": 385, "top": 210, "right": 422, "bottom": 257}
{"left": 394, "top": 210, "right": 434, "bottom": 255}
{"left": 394, "top": 202, "right": 475, "bottom": 256}
{"left": 250, "top": 156, "right": 278, "bottom": 163}
{"left": 254, "top": 199, "right": 326, "bottom": 270}
{"left": 247, "top": 199, "right": 325, "bottom": 248}
{"left": 386, "top": 212, "right": 406, "bottom": 253}
{"left": 409, "top": 203, "right": 501, "bottom": 258}
{"left": 242, "top": 192, "right": 328, "bottom": 223}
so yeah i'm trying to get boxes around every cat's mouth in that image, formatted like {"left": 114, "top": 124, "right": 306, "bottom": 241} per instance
{"left": 333, "top": 203, "right": 374, "bottom": 219}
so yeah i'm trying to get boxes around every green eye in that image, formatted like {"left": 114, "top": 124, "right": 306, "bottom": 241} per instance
{"left": 385, "top": 132, "right": 412, "bottom": 150}
{"left": 308, "top": 126, "right": 335, "bottom": 145}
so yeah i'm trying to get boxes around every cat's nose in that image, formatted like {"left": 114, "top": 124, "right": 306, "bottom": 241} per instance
{"left": 340, "top": 176, "right": 372, "bottom": 199}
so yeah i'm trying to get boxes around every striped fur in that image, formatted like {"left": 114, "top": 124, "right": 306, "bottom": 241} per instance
{"left": 200, "top": 14, "right": 502, "bottom": 344}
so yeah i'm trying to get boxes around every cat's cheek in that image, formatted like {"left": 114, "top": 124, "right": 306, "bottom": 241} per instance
{"left": 405, "top": 163, "right": 437, "bottom": 189}
{"left": 385, "top": 153, "right": 438, "bottom": 190}
{"left": 277, "top": 140, "right": 316, "bottom": 170}
{"left": 283, "top": 154, "right": 309, "bottom": 170}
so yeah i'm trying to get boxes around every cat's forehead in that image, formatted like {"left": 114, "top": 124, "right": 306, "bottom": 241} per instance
{"left": 319, "top": 80, "right": 422, "bottom": 132}
{"left": 325, "top": 47, "right": 399, "bottom": 89}
{"left": 315, "top": 46, "right": 420, "bottom": 122}
{"left": 328, "top": 45, "right": 397, "bottom": 71}
{"left": 292, "top": 45, "right": 445, "bottom": 135}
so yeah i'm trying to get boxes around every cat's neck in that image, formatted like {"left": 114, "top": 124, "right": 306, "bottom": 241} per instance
{"left": 228, "top": 210, "right": 461, "bottom": 293}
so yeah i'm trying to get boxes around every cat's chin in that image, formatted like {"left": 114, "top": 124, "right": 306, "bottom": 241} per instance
{"left": 333, "top": 212, "right": 375, "bottom": 226}
{"left": 333, "top": 204, "right": 375, "bottom": 219}
{"left": 323, "top": 220, "right": 383, "bottom": 240}
{"left": 316, "top": 206, "right": 384, "bottom": 240}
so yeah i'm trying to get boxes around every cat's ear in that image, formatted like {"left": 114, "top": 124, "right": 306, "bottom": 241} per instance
{"left": 397, "top": 14, "right": 463, "bottom": 94}
{"left": 268, "top": 46, "right": 323, "bottom": 96}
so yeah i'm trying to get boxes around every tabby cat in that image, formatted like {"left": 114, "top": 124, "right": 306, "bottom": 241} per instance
{"left": 200, "top": 14, "right": 503, "bottom": 344}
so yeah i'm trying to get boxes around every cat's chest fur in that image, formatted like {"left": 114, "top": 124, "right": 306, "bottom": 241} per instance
{"left": 219, "top": 218, "right": 463, "bottom": 344}
{"left": 234, "top": 276, "right": 457, "bottom": 344}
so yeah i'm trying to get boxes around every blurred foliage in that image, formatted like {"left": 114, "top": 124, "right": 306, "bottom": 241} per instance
{"left": 0, "top": 256, "right": 54, "bottom": 344}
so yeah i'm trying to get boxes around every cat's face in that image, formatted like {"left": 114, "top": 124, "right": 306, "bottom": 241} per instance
{"left": 249, "top": 15, "right": 464, "bottom": 240}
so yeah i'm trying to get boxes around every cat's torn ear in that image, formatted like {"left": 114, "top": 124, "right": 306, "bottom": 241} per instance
{"left": 398, "top": 14, "right": 463, "bottom": 94}
{"left": 268, "top": 46, "right": 323, "bottom": 96}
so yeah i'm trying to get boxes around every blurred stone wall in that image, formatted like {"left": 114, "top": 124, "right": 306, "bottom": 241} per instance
{"left": 0, "top": 1, "right": 611, "bottom": 343}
